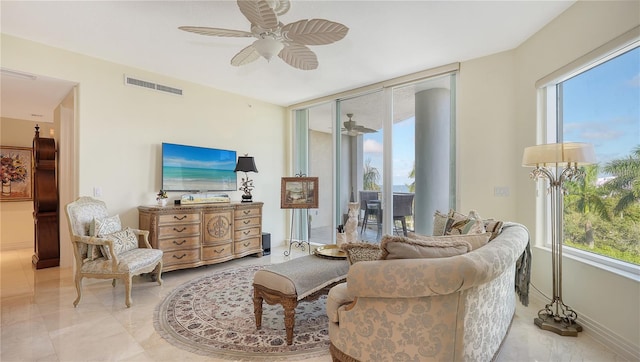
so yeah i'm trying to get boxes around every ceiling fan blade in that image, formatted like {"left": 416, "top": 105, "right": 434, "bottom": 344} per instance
{"left": 278, "top": 43, "right": 318, "bottom": 70}
{"left": 231, "top": 45, "right": 261, "bottom": 66}
{"left": 178, "top": 26, "right": 253, "bottom": 38}
{"left": 281, "top": 19, "right": 349, "bottom": 45}
{"left": 237, "top": 0, "right": 278, "bottom": 30}
{"left": 354, "top": 126, "right": 377, "bottom": 133}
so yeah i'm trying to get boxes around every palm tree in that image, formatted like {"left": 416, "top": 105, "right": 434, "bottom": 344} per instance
{"left": 564, "top": 164, "right": 610, "bottom": 248}
{"left": 363, "top": 158, "right": 380, "bottom": 191}
{"left": 603, "top": 145, "right": 640, "bottom": 215}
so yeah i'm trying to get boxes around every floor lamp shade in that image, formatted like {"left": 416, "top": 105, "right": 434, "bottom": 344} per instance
{"left": 522, "top": 142, "right": 595, "bottom": 337}
{"left": 522, "top": 142, "right": 595, "bottom": 167}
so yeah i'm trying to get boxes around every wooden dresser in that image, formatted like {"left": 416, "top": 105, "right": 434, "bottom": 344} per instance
{"left": 138, "top": 202, "right": 263, "bottom": 272}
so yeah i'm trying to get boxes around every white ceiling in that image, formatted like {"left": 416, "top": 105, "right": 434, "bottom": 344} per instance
{"left": 0, "top": 0, "right": 574, "bottom": 122}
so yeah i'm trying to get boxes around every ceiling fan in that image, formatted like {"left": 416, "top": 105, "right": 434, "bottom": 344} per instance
{"left": 179, "top": 0, "right": 349, "bottom": 70}
{"left": 342, "top": 113, "right": 376, "bottom": 136}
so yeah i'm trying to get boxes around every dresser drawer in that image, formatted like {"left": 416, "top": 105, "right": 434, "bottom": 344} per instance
{"left": 235, "top": 207, "right": 261, "bottom": 218}
{"left": 158, "top": 223, "right": 200, "bottom": 239}
{"left": 163, "top": 248, "right": 200, "bottom": 266}
{"left": 235, "top": 216, "right": 261, "bottom": 229}
{"left": 234, "top": 226, "right": 261, "bottom": 240}
{"left": 202, "top": 244, "right": 233, "bottom": 261}
{"left": 234, "top": 237, "right": 261, "bottom": 254}
{"left": 159, "top": 213, "right": 200, "bottom": 224}
{"left": 158, "top": 236, "right": 200, "bottom": 251}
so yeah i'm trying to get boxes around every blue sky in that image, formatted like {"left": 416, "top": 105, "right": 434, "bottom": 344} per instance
{"left": 363, "top": 118, "right": 416, "bottom": 188}
{"left": 364, "top": 46, "right": 639, "bottom": 186}
{"left": 563, "top": 46, "right": 640, "bottom": 168}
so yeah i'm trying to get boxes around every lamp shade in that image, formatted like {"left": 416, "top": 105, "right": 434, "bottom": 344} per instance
{"left": 522, "top": 142, "right": 595, "bottom": 167}
{"left": 234, "top": 156, "right": 258, "bottom": 173}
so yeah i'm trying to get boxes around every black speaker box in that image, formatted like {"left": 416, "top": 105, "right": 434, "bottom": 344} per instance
{"left": 261, "top": 232, "right": 271, "bottom": 256}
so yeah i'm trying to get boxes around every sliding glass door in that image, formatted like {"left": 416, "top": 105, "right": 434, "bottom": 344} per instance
{"left": 293, "top": 72, "right": 457, "bottom": 244}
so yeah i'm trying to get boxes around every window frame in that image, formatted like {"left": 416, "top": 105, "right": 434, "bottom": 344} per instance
{"left": 537, "top": 30, "right": 640, "bottom": 281}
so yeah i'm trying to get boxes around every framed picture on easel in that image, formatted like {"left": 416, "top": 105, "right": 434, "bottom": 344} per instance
{"left": 280, "top": 177, "right": 318, "bottom": 209}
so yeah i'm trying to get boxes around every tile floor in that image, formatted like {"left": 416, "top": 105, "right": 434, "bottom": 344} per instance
{"left": 1, "top": 244, "right": 623, "bottom": 361}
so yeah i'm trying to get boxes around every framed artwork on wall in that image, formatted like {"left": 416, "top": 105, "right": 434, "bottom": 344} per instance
{"left": 0, "top": 146, "right": 33, "bottom": 202}
{"left": 280, "top": 177, "right": 319, "bottom": 209}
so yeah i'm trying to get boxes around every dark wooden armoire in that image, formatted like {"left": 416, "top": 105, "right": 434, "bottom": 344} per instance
{"left": 32, "top": 125, "right": 60, "bottom": 269}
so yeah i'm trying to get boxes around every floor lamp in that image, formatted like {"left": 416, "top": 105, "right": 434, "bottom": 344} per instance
{"left": 522, "top": 142, "right": 595, "bottom": 336}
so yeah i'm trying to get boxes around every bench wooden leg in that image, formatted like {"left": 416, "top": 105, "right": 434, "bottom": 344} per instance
{"left": 282, "top": 296, "right": 298, "bottom": 345}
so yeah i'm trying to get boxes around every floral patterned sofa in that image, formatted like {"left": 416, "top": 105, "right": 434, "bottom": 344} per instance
{"left": 327, "top": 222, "right": 529, "bottom": 362}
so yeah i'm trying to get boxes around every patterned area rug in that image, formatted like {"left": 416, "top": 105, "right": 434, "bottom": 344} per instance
{"left": 154, "top": 264, "right": 331, "bottom": 361}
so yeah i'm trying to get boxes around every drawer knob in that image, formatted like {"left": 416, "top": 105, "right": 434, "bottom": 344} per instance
{"left": 214, "top": 248, "right": 225, "bottom": 254}
{"left": 243, "top": 220, "right": 250, "bottom": 224}
{"left": 174, "top": 215, "right": 187, "bottom": 220}
{"left": 243, "top": 242, "right": 250, "bottom": 247}
{"left": 243, "top": 230, "right": 250, "bottom": 235}
{"left": 243, "top": 210, "right": 250, "bottom": 215}
{"left": 173, "top": 253, "right": 187, "bottom": 260}
{"left": 173, "top": 227, "right": 187, "bottom": 232}
{"left": 173, "top": 240, "right": 187, "bottom": 246}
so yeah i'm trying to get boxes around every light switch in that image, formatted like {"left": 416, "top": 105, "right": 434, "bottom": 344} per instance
{"left": 494, "top": 186, "right": 510, "bottom": 197}
{"left": 93, "top": 187, "right": 102, "bottom": 197}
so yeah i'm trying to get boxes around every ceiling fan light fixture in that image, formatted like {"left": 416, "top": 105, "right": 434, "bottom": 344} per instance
{"left": 253, "top": 37, "right": 284, "bottom": 61}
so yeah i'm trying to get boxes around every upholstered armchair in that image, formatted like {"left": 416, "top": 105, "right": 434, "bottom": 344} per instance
{"left": 65, "top": 197, "right": 163, "bottom": 307}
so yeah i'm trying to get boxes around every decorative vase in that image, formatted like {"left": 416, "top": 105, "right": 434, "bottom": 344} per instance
{"left": 1, "top": 180, "right": 10, "bottom": 196}
{"left": 157, "top": 198, "right": 168, "bottom": 207}
{"left": 336, "top": 232, "right": 346, "bottom": 246}
{"left": 345, "top": 202, "right": 359, "bottom": 243}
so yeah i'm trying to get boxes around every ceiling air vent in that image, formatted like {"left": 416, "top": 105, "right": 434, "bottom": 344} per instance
{"left": 124, "top": 75, "right": 183, "bottom": 96}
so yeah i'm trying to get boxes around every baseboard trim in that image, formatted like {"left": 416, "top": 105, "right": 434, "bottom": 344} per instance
{"left": 529, "top": 290, "right": 639, "bottom": 361}
{"left": 1, "top": 241, "right": 31, "bottom": 251}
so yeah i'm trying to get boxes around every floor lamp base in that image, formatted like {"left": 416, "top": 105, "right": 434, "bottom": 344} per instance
{"left": 534, "top": 316, "right": 583, "bottom": 336}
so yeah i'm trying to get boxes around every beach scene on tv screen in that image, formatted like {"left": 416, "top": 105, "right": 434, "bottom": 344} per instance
{"left": 162, "top": 143, "right": 237, "bottom": 191}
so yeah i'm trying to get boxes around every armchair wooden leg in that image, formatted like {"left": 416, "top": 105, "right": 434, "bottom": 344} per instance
{"left": 153, "top": 261, "right": 163, "bottom": 286}
{"left": 124, "top": 275, "right": 133, "bottom": 308}
{"left": 112, "top": 279, "right": 116, "bottom": 287}
{"left": 73, "top": 275, "right": 83, "bottom": 307}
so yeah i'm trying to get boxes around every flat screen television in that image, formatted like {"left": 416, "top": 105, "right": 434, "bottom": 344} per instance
{"left": 162, "top": 142, "right": 237, "bottom": 192}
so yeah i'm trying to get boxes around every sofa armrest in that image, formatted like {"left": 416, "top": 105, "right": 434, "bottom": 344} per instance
{"left": 327, "top": 282, "right": 354, "bottom": 323}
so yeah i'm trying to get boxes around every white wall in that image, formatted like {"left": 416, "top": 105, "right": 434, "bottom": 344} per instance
{"left": 457, "top": 1, "right": 640, "bottom": 359}
{"left": 514, "top": 2, "right": 639, "bottom": 358}
{"left": 1, "top": 34, "right": 288, "bottom": 268}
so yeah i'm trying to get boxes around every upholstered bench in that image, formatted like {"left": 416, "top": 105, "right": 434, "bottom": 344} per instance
{"left": 252, "top": 254, "right": 349, "bottom": 345}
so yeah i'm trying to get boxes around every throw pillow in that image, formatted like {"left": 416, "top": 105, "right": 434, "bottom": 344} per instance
{"left": 100, "top": 228, "right": 139, "bottom": 259}
{"left": 408, "top": 231, "right": 491, "bottom": 251}
{"left": 484, "top": 220, "right": 504, "bottom": 241}
{"left": 87, "top": 215, "right": 122, "bottom": 260}
{"left": 340, "top": 242, "right": 382, "bottom": 264}
{"left": 444, "top": 209, "right": 486, "bottom": 236}
{"left": 380, "top": 234, "right": 480, "bottom": 260}
{"left": 432, "top": 210, "right": 449, "bottom": 236}
{"left": 90, "top": 214, "right": 122, "bottom": 236}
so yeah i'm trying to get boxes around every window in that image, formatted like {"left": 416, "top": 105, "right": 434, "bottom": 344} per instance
{"left": 544, "top": 43, "right": 639, "bottom": 272}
